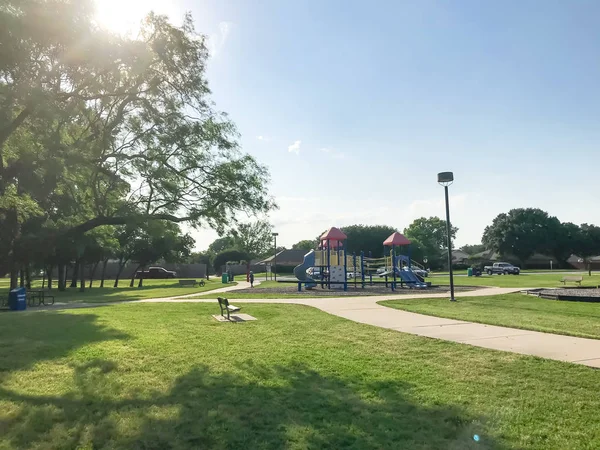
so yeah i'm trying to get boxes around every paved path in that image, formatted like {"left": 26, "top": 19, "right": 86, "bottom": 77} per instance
{"left": 138, "top": 287, "right": 600, "bottom": 369}
{"left": 32, "top": 285, "right": 600, "bottom": 369}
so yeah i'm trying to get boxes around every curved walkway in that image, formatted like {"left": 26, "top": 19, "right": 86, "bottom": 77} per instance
{"left": 35, "top": 285, "right": 600, "bottom": 368}
{"left": 139, "top": 287, "right": 600, "bottom": 368}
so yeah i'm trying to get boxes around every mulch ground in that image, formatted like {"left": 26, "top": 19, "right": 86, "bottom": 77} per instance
{"left": 538, "top": 288, "right": 600, "bottom": 298}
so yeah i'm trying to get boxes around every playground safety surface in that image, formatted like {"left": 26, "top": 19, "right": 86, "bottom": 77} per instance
{"left": 231, "top": 284, "right": 479, "bottom": 297}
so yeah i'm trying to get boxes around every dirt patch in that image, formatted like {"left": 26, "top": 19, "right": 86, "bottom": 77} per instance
{"left": 234, "top": 284, "right": 479, "bottom": 297}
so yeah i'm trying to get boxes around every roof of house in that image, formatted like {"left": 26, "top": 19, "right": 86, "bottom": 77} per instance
{"left": 257, "top": 249, "right": 308, "bottom": 265}
{"left": 383, "top": 232, "right": 411, "bottom": 246}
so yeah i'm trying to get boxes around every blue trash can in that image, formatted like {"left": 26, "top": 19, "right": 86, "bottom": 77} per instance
{"left": 9, "top": 287, "right": 26, "bottom": 311}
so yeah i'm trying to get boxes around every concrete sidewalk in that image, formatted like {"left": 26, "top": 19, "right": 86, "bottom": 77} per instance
{"left": 138, "top": 287, "right": 600, "bottom": 369}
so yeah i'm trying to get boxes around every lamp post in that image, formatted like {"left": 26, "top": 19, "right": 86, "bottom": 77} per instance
{"left": 272, "top": 232, "right": 279, "bottom": 281}
{"left": 438, "top": 172, "right": 455, "bottom": 302}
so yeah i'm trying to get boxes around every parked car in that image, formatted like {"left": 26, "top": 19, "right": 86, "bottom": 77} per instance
{"left": 483, "top": 262, "right": 520, "bottom": 275}
{"left": 411, "top": 267, "right": 429, "bottom": 278}
{"left": 135, "top": 266, "right": 177, "bottom": 279}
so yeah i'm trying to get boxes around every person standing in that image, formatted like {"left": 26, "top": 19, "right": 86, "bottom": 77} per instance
{"left": 249, "top": 271, "right": 255, "bottom": 288}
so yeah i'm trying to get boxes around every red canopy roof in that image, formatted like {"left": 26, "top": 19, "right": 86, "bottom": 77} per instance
{"left": 383, "top": 232, "right": 411, "bottom": 246}
{"left": 320, "top": 227, "right": 347, "bottom": 241}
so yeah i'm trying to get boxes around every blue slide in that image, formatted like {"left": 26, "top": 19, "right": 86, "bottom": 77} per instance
{"left": 395, "top": 267, "right": 428, "bottom": 288}
{"left": 294, "top": 250, "right": 317, "bottom": 289}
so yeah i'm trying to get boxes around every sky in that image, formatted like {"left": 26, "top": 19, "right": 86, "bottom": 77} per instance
{"left": 95, "top": 0, "right": 600, "bottom": 250}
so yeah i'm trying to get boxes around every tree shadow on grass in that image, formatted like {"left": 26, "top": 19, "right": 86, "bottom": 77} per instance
{"left": 0, "top": 311, "right": 129, "bottom": 378}
{"left": 0, "top": 359, "right": 505, "bottom": 449}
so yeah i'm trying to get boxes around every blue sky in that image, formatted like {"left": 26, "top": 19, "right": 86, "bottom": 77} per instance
{"left": 96, "top": 0, "right": 600, "bottom": 250}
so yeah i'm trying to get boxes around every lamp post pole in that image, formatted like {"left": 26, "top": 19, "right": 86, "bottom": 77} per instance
{"left": 272, "top": 232, "right": 279, "bottom": 281}
{"left": 438, "top": 172, "right": 455, "bottom": 302}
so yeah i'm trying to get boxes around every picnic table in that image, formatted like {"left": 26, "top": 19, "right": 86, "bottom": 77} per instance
{"left": 27, "top": 290, "right": 55, "bottom": 306}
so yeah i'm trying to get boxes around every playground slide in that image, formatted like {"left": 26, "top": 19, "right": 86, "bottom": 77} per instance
{"left": 294, "top": 250, "right": 317, "bottom": 288}
{"left": 395, "top": 267, "right": 428, "bottom": 288}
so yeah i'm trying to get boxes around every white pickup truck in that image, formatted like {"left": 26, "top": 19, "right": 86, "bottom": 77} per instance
{"left": 484, "top": 262, "right": 520, "bottom": 275}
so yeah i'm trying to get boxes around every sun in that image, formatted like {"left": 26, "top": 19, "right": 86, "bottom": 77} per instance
{"left": 94, "top": 0, "right": 178, "bottom": 35}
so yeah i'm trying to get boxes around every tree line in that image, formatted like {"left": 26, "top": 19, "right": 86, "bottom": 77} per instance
{"left": 0, "top": 1, "right": 274, "bottom": 289}
{"left": 482, "top": 208, "right": 600, "bottom": 274}
{"left": 287, "top": 209, "right": 600, "bottom": 273}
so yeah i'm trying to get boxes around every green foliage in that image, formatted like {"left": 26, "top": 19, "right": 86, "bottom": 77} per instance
{"left": 480, "top": 209, "right": 600, "bottom": 267}
{"left": 292, "top": 239, "right": 317, "bottom": 251}
{"left": 340, "top": 224, "right": 397, "bottom": 258}
{"left": 404, "top": 217, "right": 458, "bottom": 267}
{"left": 0, "top": 1, "right": 274, "bottom": 287}
{"left": 208, "top": 237, "right": 235, "bottom": 254}
{"left": 482, "top": 208, "right": 562, "bottom": 263}
{"left": 460, "top": 244, "right": 486, "bottom": 255}
{"left": 230, "top": 220, "right": 274, "bottom": 258}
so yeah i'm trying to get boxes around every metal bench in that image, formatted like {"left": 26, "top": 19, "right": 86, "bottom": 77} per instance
{"left": 561, "top": 276, "right": 583, "bottom": 286}
{"left": 217, "top": 297, "right": 241, "bottom": 321}
{"left": 178, "top": 279, "right": 205, "bottom": 287}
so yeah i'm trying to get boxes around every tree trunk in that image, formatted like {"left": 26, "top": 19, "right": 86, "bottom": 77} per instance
{"left": 100, "top": 259, "right": 109, "bottom": 288}
{"left": 130, "top": 264, "right": 142, "bottom": 287}
{"left": 46, "top": 265, "right": 53, "bottom": 290}
{"left": 19, "top": 268, "right": 25, "bottom": 288}
{"left": 587, "top": 262, "right": 592, "bottom": 277}
{"left": 70, "top": 261, "right": 79, "bottom": 288}
{"left": 9, "top": 266, "right": 17, "bottom": 290}
{"left": 137, "top": 265, "right": 145, "bottom": 288}
{"left": 42, "top": 270, "right": 46, "bottom": 289}
{"left": 89, "top": 261, "right": 99, "bottom": 288}
{"left": 79, "top": 262, "right": 85, "bottom": 292}
{"left": 58, "top": 264, "right": 66, "bottom": 291}
{"left": 114, "top": 258, "right": 128, "bottom": 288}
{"left": 25, "top": 265, "right": 31, "bottom": 289}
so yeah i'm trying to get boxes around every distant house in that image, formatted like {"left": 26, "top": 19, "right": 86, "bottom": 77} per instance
{"left": 257, "top": 249, "right": 307, "bottom": 268}
{"left": 567, "top": 255, "right": 600, "bottom": 270}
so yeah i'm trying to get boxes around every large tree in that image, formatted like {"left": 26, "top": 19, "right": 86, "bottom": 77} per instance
{"left": 340, "top": 225, "right": 397, "bottom": 258}
{"left": 0, "top": 0, "right": 274, "bottom": 287}
{"left": 292, "top": 239, "right": 317, "bottom": 252}
{"left": 403, "top": 217, "right": 458, "bottom": 267}
{"left": 482, "top": 208, "right": 561, "bottom": 264}
{"left": 230, "top": 220, "right": 274, "bottom": 259}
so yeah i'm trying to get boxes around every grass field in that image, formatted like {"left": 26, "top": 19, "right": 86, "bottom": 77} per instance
{"left": 381, "top": 293, "right": 600, "bottom": 340}
{"left": 1, "top": 303, "right": 599, "bottom": 449}
{"left": 0, "top": 278, "right": 227, "bottom": 304}
{"left": 431, "top": 272, "right": 600, "bottom": 288}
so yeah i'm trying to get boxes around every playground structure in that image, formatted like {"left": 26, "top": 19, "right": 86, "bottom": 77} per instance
{"left": 293, "top": 228, "right": 428, "bottom": 292}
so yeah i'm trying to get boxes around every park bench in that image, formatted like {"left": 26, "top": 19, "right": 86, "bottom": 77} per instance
{"left": 561, "top": 276, "right": 583, "bottom": 286}
{"left": 217, "top": 297, "right": 241, "bottom": 321}
{"left": 178, "top": 279, "right": 205, "bottom": 287}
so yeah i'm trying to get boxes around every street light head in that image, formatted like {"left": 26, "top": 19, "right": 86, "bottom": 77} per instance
{"left": 437, "top": 171, "right": 454, "bottom": 186}
{"left": 272, "top": 232, "right": 279, "bottom": 237}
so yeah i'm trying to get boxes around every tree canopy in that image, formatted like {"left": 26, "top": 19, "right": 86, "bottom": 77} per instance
{"left": 0, "top": 0, "right": 274, "bottom": 286}
{"left": 292, "top": 239, "right": 317, "bottom": 252}
{"left": 340, "top": 225, "right": 397, "bottom": 258}
{"left": 482, "top": 208, "right": 561, "bottom": 263}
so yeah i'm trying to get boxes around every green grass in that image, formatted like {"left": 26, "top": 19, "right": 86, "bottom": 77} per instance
{"left": 431, "top": 272, "right": 600, "bottom": 288}
{"left": 0, "top": 278, "right": 227, "bottom": 304}
{"left": 380, "top": 293, "right": 600, "bottom": 339}
{"left": 1, "top": 304, "right": 599, "bottom": 449}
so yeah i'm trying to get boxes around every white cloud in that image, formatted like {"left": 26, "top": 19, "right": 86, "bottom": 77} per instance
{"left": 208, "top": 21, "right": 233, "bottom": 56}
{"left": 257, "top": 135, "right": 273, "bottom": 142}
{"left": 288, "top": 140, "right": 302, "bottom": 155}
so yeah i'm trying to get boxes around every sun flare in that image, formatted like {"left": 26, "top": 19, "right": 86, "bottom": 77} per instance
{"left": 94, "top": 0, "right": 177, "bottom": 35}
